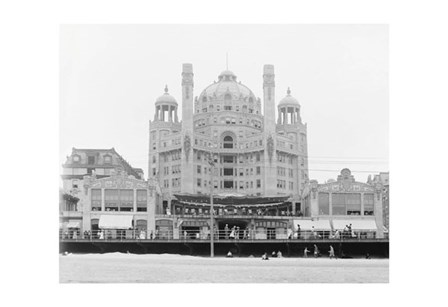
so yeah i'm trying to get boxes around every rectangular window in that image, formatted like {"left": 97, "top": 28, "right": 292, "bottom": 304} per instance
{"left": 197, "top": 179, "right": 201, "bottom": 187}
{"left": 223, "top": 155, "right": 234, "bottom": 163}
{"left": 224, "top": 180, "right": 233, "bottom": 189}
{"left": 363, "top": 193, "right": 375, "bottom": 215}
{"left": 91, "top": 189, "right": 102, "bottom": 211}
{"left": 104, "top": 189, "right": 119, "bottom": 210}
{"left": 256, "top": 179, "right": 261, "bottom": 188}
{"left": 256, "top": 166, "right": 261, "bottom": 175}
{"left": 318, "top": 193, "right": 330, "bottom": 215}
{"left": 137, "top": 189, "right": 147, "bottom": 212}
{"left": 332, "top": 193, "right": 346, "bottom": 215}
{"left": 224, "top": 106, "right": 232, "bottom": 111}
{"left": 346, "top": 193, "right": 361, "bottom": 215}
{"left": 197, "top": 165, "right": 201, "bottom": 174}
{"left": 224, "top": 168, "right": 233, "bottom": 176}
{"left": 88, "top": 156, "right": 95, "bottom": 164}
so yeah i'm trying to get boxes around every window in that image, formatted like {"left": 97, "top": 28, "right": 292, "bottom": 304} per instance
{"left": 223, "top": 136, "right": 233, "bottom": 148}
{"left": 256, "top": 166, "right": 261, "bottom": 175}
{"left": 202, "top": 108, "right": 207, "bottom": 113}
{"left": 224, "top": 168, "right": 233, "bottom": 176}
{"left": 256, "top": 179, "right": 261, "bottom": 188}
{"left": 72, "top": 155, "right": 80, "bottom": 163}
{"left": 224, "top": 106, "right": 232, "bottom": 111}
{"left": 332, "top": 193, "right": 346, "bottom": 215}
{"left": 256, "top": 153, "right": 260, "bottom": 161}
{"left": 197, "top": 165, "right": 201, "bottom": 174}
{"left": 152, "top": 156, "right": 156, "bottom": 163}
{"left": 197, "top": 179, "right": 201, "bottom": 187}
{"left": 346, "top": 194, "right": 361, "bottom": 215}
{"left": 364, "top": 193, "right": 375, "bottom": 215}
{"left": 224, "top": 180, "right": 233, "bottom": 189}
{"left": 104, "top": 155, "right": 112, "bottom": 164}
{"left": 91, "top": 189, "right": 102, "bottom": 211}
{"left": 88, "top": 156, "right": 95, "bottom": 164}
{"left": 223, "top": 155, "right": 234, "bottom": 163}
{"left": 318, "top": 193, "right": 330, "bottom": 215}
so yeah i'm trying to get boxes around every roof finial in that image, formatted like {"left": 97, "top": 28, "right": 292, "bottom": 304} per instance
{"left": 287, "top": 87, "right": 291, "bottom": 95}
{"left": 164, "top": 84, "right": 168, "bottom": 93}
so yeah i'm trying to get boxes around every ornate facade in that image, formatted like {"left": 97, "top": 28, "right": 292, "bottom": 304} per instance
{"left": 309, "top": 169, "right": 385, "bottom": 238}
{"left": 149, "top": 64, "right": 309, "bottom": 215}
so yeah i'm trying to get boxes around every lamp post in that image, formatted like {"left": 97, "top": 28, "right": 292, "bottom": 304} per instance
{"left": 208, "top": 153, "right": 215, "bottom": 257}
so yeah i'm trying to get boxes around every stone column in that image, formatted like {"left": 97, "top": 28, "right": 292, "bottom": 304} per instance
{"left": 360, "top": 192, "right": 364, "bottom": 216}
{"left": 168, "top": 106, "right": 173, "bottom": 122}
{"left": 283, "top": 108, "right": 287, "bottom": 125}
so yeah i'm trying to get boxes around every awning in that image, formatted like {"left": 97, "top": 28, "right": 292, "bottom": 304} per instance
{"left": 293, "top": 219, "right": 331, "bottom": 231}
{"left": 180, "top": 220, "right": 208, "bottom": 227}
{"left": 332, "top": 219, "right": 378, "bottom": 231}
{"left": 66, "top": 221, "right": 80, "bottom": 228}
{"left": 99, "top": 215, "right": 133, "bottom": 229}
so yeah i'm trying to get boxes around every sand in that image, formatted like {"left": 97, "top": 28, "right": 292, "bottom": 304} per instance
{"left": 59, "top": 252, "right": 389, "bottom": 283}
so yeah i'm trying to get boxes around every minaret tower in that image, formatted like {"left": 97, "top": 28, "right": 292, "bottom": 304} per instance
{"left": 180, "top": 63, "right": 194, "bottom": 193}
{"left": 262, "top": 64, "right": 278, "bottom": 195}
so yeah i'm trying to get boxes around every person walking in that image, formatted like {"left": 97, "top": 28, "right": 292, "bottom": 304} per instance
{"left": 229, "top": 226, "right": 236, "bottom": 239}
{"left": 314, "top": 244, "right": 319, "bottom": 258}
{"left": 224, "top": 224, "right": 229, "bottom": 239}
{"left": 304, "top": 247, "right": 309, "bottom": 258}
{"left": 329, "top": 245, "right": 336, "bottom": 259}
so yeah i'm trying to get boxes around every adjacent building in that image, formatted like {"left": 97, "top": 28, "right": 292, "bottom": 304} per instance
{"left": 60, "top": 148, "right": 150, "bottom": 235}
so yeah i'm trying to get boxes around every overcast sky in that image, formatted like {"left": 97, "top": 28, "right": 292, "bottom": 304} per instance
{"left": 60, "top": 24, "right": 388, "bottom": 182}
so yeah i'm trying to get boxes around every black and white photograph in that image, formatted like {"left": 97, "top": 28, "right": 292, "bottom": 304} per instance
{"left": 59, "top": 24, "right": 389, "bottom": 283}
{"left": 3, "top": 1, "right": 448, "bottom": 306}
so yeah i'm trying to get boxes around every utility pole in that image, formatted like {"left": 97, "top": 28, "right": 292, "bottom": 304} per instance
{"left": 208, "top": 153, "right": 215, "bottom": 257}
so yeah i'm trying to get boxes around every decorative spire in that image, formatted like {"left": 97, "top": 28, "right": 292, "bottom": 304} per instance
{"left": 287, "top": 87, "right": 291, "bottom": 95}
{"left": 164, "top": 84, "right": 169, "bottom": 94}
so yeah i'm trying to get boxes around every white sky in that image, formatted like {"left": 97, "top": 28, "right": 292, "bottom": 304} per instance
{"left": 60, "top": 24, "right": 388, "bottom": 182}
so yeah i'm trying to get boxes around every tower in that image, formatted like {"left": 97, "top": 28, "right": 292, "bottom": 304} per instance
{"left": 181, "top": 63, "right": 194, "bottom": 193}
{"left": 148, "top": 85, "right": 180, "bottom": 213}
{"left": 262, "top": 64, "right": 278, "bottom": 195}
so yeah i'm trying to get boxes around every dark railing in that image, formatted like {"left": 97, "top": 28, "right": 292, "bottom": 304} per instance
{"left": 60, "top": 229, "right": 387, "bottom": 241}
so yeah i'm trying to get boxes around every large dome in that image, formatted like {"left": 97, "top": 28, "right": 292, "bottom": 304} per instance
{"left": 199, "top": 70, "right": 256, "bottom": 101}
{"left": 278, "top": 87, "right": 300, "bottom": 106}
{"left": 156, "top": 85, "right": 177, "bottom": 105}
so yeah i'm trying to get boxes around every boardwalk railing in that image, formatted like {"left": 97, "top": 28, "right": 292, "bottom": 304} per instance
{"left": 60, "top": 229, "right": 388, "bottom": 241}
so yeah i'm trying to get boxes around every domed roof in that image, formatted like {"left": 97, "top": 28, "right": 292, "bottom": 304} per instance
{"left": 278, "top": 88, "right": 300, "bottom": 106}
{"left": 200, "top": 70, "right": 255, "bottom": 101}
{"left": 156, "top": 85, "right": 177, "bottom": 105}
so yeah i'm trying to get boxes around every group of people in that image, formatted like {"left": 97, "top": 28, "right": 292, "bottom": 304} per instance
{"left": 303, "top": 244, "right": 336, "bottom": 259}
{"left": 224, "top": 224, "right": 252, "bottom": 240}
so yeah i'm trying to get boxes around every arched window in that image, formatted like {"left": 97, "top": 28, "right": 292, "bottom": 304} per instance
{"left": 202, "top": 96, "right": 207, "bottom": 102}
{"left": 223, "top": 136, "right": 233, "bottom": 149}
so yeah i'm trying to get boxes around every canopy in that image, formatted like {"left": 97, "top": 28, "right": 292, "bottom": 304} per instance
{"left": 66, "top": 221, "right": 80, "bottom": 228}
{"left": 99, "top": 215, "right": 133, "bottom": 230}
{"left": 173, "top": 193, "right": 290, "bottom": 205}
{"left": 332, "top": 219, "right": 378, "bottom": 231}
{"left": 293, "top": 219, "right": 331, "bottom": 231}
